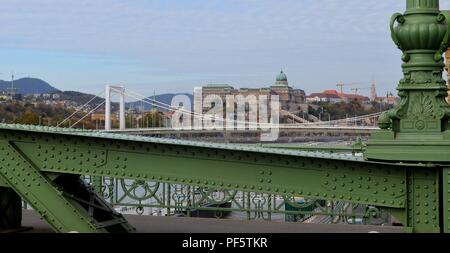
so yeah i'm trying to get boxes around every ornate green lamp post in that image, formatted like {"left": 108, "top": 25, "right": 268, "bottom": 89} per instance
{"left": 365, "top": 0, "right": 450, "bottom": 162}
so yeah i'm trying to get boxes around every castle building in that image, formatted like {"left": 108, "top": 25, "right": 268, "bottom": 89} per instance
{"left": 201, "top": 70, "right": 306, "bottom": 113}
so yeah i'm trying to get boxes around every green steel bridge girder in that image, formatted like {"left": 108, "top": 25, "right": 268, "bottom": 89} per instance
{"left": 0, "top": 125, "right": 447, "bottom": 233}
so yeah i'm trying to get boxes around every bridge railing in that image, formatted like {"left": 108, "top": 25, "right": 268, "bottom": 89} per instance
{"left": 62, "top": 175, "right": 390, "bottom": 225}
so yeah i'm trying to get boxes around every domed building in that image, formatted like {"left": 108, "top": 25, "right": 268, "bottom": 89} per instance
{"left": 274, "top": 70, "right": 289, "bottom": 86}
{"left": 270, "top": 70, "right": 306, "bottom": 109}
{"left": 201, "top": 70, "right": 306, "bottom": 114}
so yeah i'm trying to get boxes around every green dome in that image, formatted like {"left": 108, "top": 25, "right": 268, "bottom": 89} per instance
{"left": 276, "top": 70, "right": 287, "bottom": 82}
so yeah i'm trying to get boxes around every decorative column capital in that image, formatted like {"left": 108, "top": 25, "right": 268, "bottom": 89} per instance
{"left": 365, "top": 1, "right": 450, "bottom": 162}
{"left": 406, "top": 0, "right": 440, "bottom": 14}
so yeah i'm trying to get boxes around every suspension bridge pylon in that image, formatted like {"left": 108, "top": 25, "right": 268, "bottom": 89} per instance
{"left": 105, "top": 85, "right": 126, "bottom": 130}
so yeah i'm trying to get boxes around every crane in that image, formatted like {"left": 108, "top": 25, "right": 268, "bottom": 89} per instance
{"left": 350, "top": 87, "right": 371, "bottom": 95}
{"left": 336, "top": 82, "right": 360, "bottom": 94}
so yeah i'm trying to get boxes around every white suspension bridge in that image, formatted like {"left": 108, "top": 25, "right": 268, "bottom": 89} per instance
{"left": 57, "top": 85, "right": 381, "bottom": 138}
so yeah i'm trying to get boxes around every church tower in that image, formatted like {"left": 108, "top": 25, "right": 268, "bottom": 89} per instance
{"left": 370, "top": 80, "right": 377, "bottom": 102}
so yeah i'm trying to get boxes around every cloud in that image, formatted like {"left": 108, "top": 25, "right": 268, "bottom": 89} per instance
{"left": 0, "top": 0, "right": 449, "bottom": 94}
{"left": 0, "top": 0, "right": 404, "bottom": 53}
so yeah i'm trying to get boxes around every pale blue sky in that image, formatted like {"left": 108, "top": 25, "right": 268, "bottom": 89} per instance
{"left": 1, "top": 0, "right": 450, "bottom": 96}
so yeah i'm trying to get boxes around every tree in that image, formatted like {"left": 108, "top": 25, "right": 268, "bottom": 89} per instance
{"left": 16, "top": 110, "right": 39, "bottom": 125}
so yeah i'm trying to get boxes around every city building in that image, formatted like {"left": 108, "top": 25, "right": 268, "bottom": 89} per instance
{"left": 201, "top": 70, "right": 306, "bottom": 113}
{"left": 306, "top": 89, "right": 369, "bottom": 104}
{"left": 375, "top": 92, "right": 399, "bottom": 105}
{"left": 306, "top": 92, "right": 342, "bottom": 103}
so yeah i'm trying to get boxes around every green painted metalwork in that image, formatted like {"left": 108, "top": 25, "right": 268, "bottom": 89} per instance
{"left": 261, "top": 138, "right": 365, "bottom": 154}
{"left": 363, "top": 0, "right": 450, "bottom": 233}
{"left": 0, "top": 125, "right": 424, "bottom": 232}
{"left": 0, "top": 139, "right": 135, "bottom": 232}
{"left": 366, "top": 0, "right": 450, "bottom": 162}
{"left": 404, "top": 168, "right": 441, "bottom": 232}
{"left": 81, "top": 176, "right": 387, "bottom": 225}
{"left": 0, "top": 127, "right": 409, "bottom": 207}
{"left": 0, "top": 0, "right": 450, "bottom": 233}
{"left": 444, "top": 168, "right": 450, "bottom": 233}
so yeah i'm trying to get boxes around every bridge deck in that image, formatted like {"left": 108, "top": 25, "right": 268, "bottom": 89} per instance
{"left": 19, "top": 210, "right": 404, "bottom": 233}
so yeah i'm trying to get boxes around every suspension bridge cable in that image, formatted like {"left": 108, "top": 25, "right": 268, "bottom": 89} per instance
{"left": 121, "top": 87, "right": 383, "bottom": 125}
{"left": 121, "top": 87, "right": 301, "bottom": 128}
{"left": 57, "top": 90, "right": 105, "bottom": 127}
{"left": 120, "top": 88, "right": 382, "bottom": 128}
{"left": 70, "top": 101, "right": 106, "bottom": 128}
{"left": 120, "top": 89, "right": 276, "bottom": 128}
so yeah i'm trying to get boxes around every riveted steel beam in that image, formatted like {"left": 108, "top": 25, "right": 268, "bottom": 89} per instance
{"left": 0, "top": 125, "right": 445, "bottom": 232}
{"left": 444, "top": 167, "right": 450, "bottom": 233}
{"left": 0, "top": 140, "right": 99, "bottom": 232}
{"left": 0, "top": 139, "right": 136, "bottom": 233}
{"left": 405, "top": 168, "right": 441, "bottom": 233}
{"left": 0, "top": 128, "right": 409, "bottom": 209}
